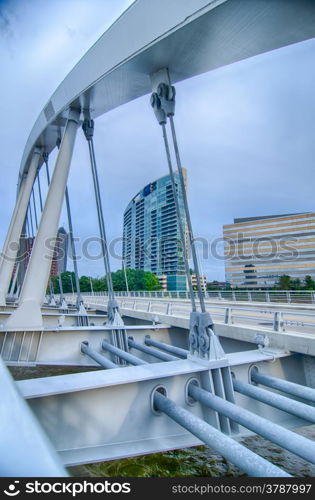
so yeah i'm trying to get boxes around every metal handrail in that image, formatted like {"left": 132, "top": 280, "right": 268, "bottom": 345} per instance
{"left": 79, "top": 289, "right": 315, "bottom": 304}
{"left": 79, "top": 293, "right": 315, "bottom": 334}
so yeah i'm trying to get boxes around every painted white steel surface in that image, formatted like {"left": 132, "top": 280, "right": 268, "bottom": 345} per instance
{"left": 7, "top": 112, "right": 80, "bottom": 328}
{"left": 0, "top": 357, "right": 67, "bottom": 476}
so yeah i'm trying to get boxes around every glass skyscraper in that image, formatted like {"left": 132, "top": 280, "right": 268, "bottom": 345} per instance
{"left": 122, "top": 170, "right": 188, "bottom": 290}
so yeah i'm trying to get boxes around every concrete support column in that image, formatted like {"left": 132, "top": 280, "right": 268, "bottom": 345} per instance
{"left": 0, "top": 149, "right": 41, "bottom": 306}
{"left": 6, "top": 109, "right": 80, "bottom": 329}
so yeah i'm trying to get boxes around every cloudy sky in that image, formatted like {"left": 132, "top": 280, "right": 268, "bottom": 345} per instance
{"left": 0, "top": 0, "right": 314, "bottom": 281}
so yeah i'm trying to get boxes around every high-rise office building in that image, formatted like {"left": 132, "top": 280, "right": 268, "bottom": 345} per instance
{"left": 123, "top": 170, "right": 188, "bottom": 290}
{"left": 223, "top": 212, "right": 315, "bottom": 288}
{"left": 50, "top": 227, "right": 69, "bottom": 276}
{"left": 16, "top": 226, "right": 69, "bottom": 291}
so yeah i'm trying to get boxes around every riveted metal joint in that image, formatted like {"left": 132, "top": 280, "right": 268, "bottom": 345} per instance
{"left": 198, "top": 311, "right": 213, "bottom": 357}
{"left": 189, "top": 311, "right": 199, "bottom": 354}
{"left": 42, "top": 152, "right": 49, "bottom": 163}
{"left": 107, "top": 298, "right": 119, "bottom": 323}
{"left": 150, "top": 92, "right": 167, "bottom": 125}
{"left": 157, "top": 82, "right": 176, "bottom": 116}
{"left": 82, "top": 118, "right": 94, "bottom": 141}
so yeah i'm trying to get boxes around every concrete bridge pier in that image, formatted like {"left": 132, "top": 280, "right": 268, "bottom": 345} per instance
{"left": 6, "top": 109, "right": 80, "bottom": 329}
{"left": 0, "top": 148, "right": 41, "bottom": 306}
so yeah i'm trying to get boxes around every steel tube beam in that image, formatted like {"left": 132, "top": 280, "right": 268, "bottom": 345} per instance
{"left": 128, "top": 338, "right": 179, "bottom": 361}
{"left": 6, "top": 110, "right": 80, "bottom": 329}
{"left": 251, "top": 369, "right": 315, "bottom": 404}
{"left": 102, "top": 340, "right": 147, "bottom": 365}
{"left": 233, "top": 378, "right": 315, "bottom": 424}
{"left": 0, "top": 149, "right": 41, "bottom": 306}
{"left": 153, "top": 391, "right": 290, "bottom": 477}
{"left": 81, "top": 341, "right": 118, "bottom": 369}
{"left": 145, "top": 336, "right": 188, "bottom": 358}
{"left": 188, "top": 383, "right": 315, "bottom": 465}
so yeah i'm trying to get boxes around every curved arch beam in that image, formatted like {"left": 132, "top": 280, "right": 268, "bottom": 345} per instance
{"left": 19, "top": 0, "right": 315, "bottom": 184}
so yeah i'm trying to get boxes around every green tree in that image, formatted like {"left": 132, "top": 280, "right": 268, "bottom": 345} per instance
{"left": 61, "top": 271, "right": 77, "bottom": 293}
{"left": 49, "top": 275, "right": 59, "bottom": 294}
{"left": 95, "top": 276, "right": 108, "bottom": 291}
{"left": 278, "top": 275, "right": 291, "bottom": 290}
{"left": 48, "top": 271, "right": 77, "bottom": 294}
{"left": 50, "top": 269, "right": 161, "bottom": 293}
{"left": 111, "top": 269, "right": 161, "bottom": 291}
{"left": 144, "top": 271, "right": 161, "bottom": 291}
{"left": 290, "top": 278, "right": 301, "bottom": 290}
{"left": 79, "top": 275, "right": 93, "bottom": 292}
{"left": 112, "top": 269, "right": 127, "bottom": 291}
{"left": 304, "top": 275, "right": 315, "bottom": 290}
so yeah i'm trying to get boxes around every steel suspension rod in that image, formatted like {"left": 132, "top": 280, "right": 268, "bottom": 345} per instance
{"left": 32, "top": 188, "right": 38, "bottom": 230}
{"left": 169, "top": 115, "right": 206, "bottom": 312}
{"left": 64, "top": 186, "right": 82, "bottom": 305}
{"left": 37, "top": 171, "right": 43, "bottom": 212}
{"left": 25, "top": 214, "right": 31, "bottom": 238}
{"left": 188, "top": 382, "right": 315, "bottom": 465}
{"left": 86, "top": 136, "right": 114, "bottom": 299}
{"left": 9, "top": 262, "right": 19, "bottom": 297}
{"left": 43, "top": 153, "right": 50, "bottom": 185}
{"left": 251, "top": 368, "right": 315, "bottom": 404}
{"left": 128, "top": 337, "right": 179, "bottom": 361}
{"left": 161, "top": 122, "right": 197, "bottom": 311}
{"left": 150, "top": 92, "right": 195, "bottom": 311}
{"left": 233, "top": 378, "right": 315, "bottom": 424}
{"left": 144, "top": 336, "right": 188, "bottom": 358}
{"left": 82, "top": 119, "right": 124, "bottom": 333}
{"left": 42, "top": 153, "right": 55, "bottom": 304}
{"left": 58, "top": 272, "right": 64, "bottom": 303}
{"left": 54, "top": 141, "right": 82, "bottom": 307}
{"left": 151, "top": 84, "right": 225, "bottom": 362}
{"left": 28, "top": 203, "right": 34, "bottom": 237}
{"left": 102, "top": 340, "right": 147, "bottom": 365}
{"left": 153, "top": 391, "right": 290, "bottom": 477}
{"left": 81, "top": 341, "right": 118, "bottom": 369}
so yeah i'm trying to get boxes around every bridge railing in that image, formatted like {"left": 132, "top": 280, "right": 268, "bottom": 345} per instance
{"left": 80, "top": 294, "right": 315, "bottom": 334}
{"left": 82, "top": 289, "right": 315, "bottom": 304}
